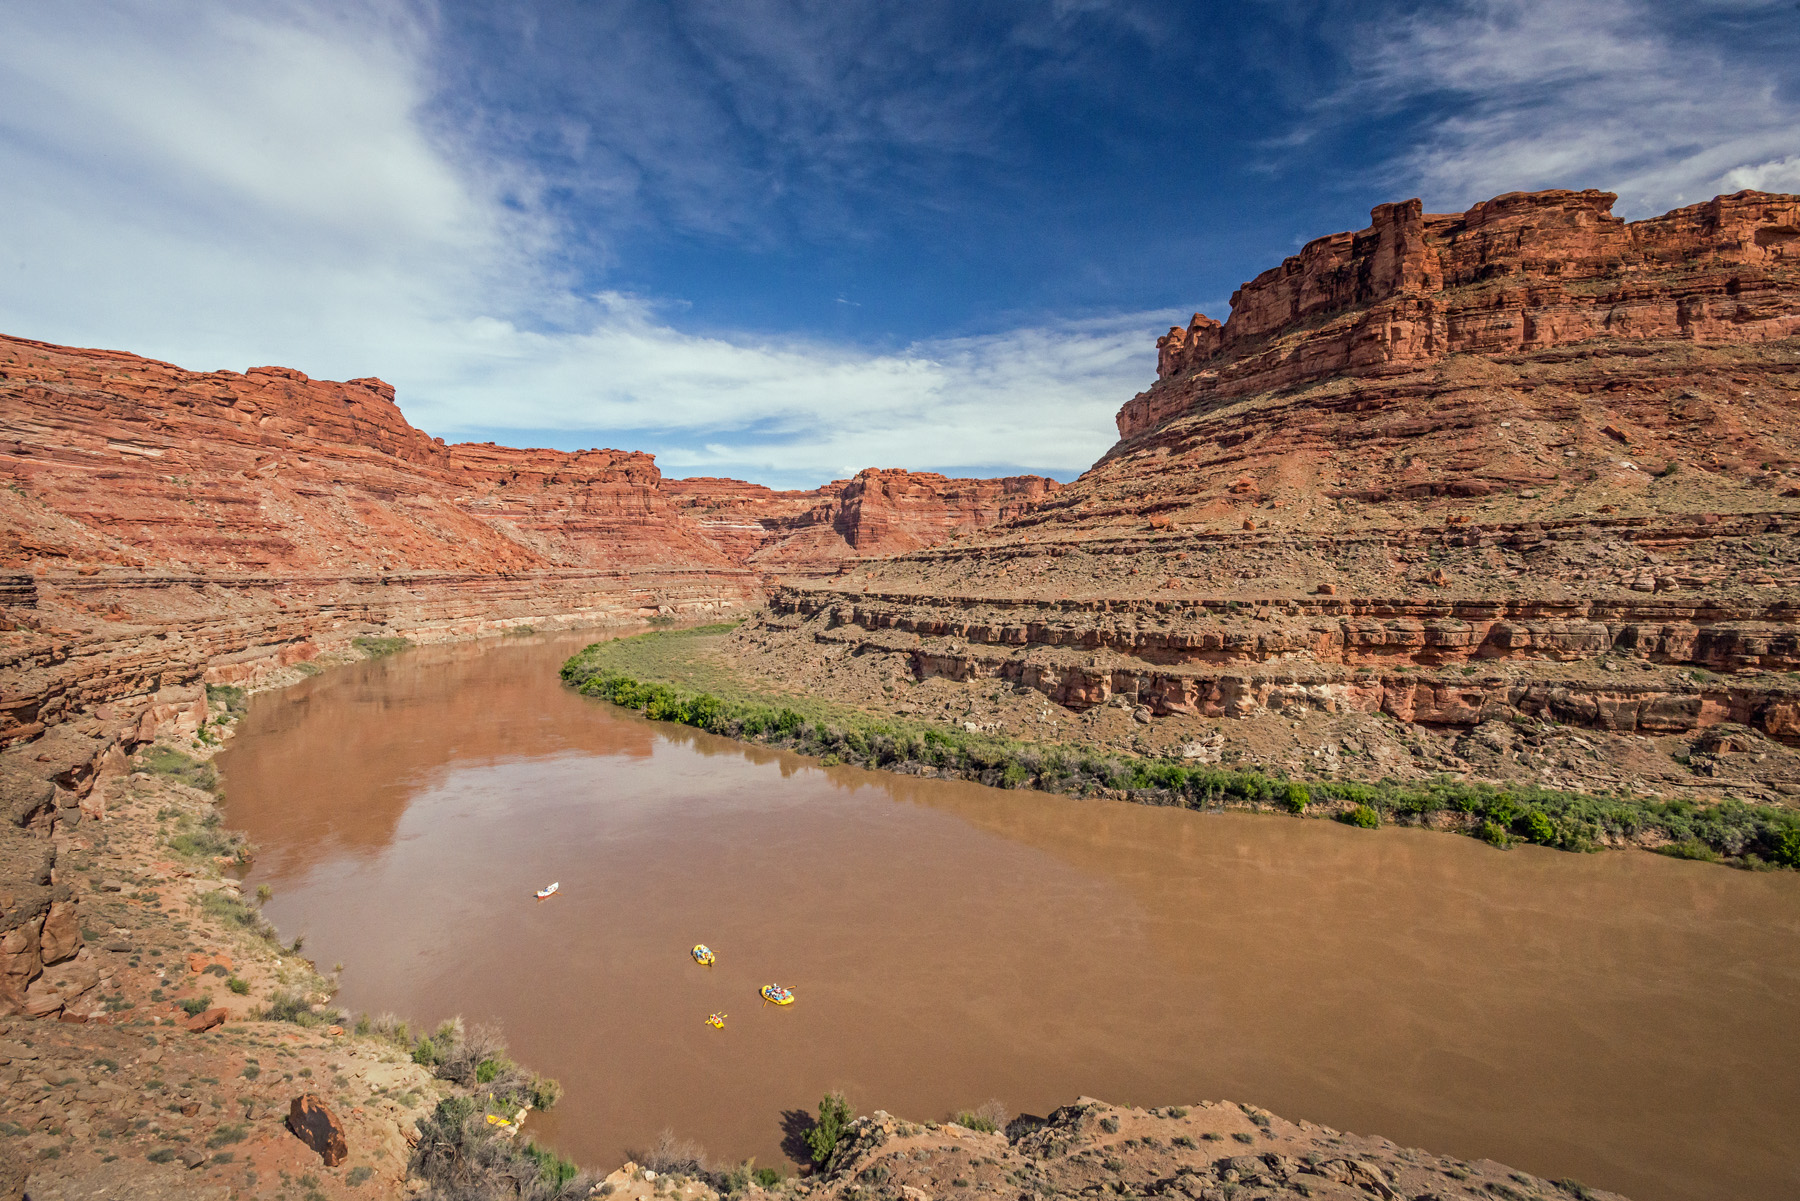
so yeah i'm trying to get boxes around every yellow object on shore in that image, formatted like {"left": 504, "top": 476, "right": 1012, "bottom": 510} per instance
{"left": 760, "top": 984, "right": 794, "bottom": 1005}
{"left": 486, "top": 1114, "right": 513, "bottom": 1127}
{"left": 692, "top": 944, "right": 715, "bottom": 965}
{"left": 706, "top": 1012, "right": 727, "bottom": 1029}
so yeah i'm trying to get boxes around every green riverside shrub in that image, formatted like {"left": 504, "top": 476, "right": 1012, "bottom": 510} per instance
{"left": 560, "top": 638, "right": 1800, "bottom": 870}
{"left": 804, "top": 1092, "right": 856, "bottom": 1167}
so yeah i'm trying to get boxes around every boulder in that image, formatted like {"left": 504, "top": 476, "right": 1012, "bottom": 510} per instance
{"left": 39, "top": 899, "right": 81, "bottom": 966}
{"left": 287, "top": 1093, "right": 348, "bottom": 1166}
{"left": 184, "top": 1007, "right": 228, "bottom": 1033}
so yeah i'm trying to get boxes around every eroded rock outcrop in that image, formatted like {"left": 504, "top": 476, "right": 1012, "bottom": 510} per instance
{"left": 1138, "top": 188, "right": 1800, "bottom": 438}
{"left": 731, "top": 188, "right": 1800, "bottom": 800}
{"left": 667, "top": 468, "right": 1059, "bottom": 571}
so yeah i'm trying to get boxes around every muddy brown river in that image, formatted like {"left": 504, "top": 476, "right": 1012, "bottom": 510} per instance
{"left": 216, "top": 632, "right": 1800, "bottom": 1201}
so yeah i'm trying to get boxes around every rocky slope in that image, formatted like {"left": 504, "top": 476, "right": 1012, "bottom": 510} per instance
{"left": 729, "top": 189, "right": 1800, "bottom": 802}
{"left": 794, "top": 1100, "right": 1627, "bottom": 1201}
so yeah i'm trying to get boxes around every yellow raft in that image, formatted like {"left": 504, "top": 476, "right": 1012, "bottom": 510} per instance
{"left": 692, "top": 944, "right": 715, "bottom": 966}
{"left": 760, "top": 984, "right": 795, "bottom": 1005}
{"left": 706, "top": 1012, "right": 727, "bottom": 1029}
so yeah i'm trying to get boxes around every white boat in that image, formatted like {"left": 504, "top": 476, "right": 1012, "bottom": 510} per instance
{"left": 535, "top": 882, "right": 560, "bottom": 899}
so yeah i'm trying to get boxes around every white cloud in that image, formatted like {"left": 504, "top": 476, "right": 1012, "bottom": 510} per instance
{"left": 0, "top": 0, "right": 1161, "bottom": 487}
{"left": 1342, "top": 0, "right": 1800, "bottom": 217}
{"left": 1720, "top": 154, "right": 1800, "bottom": 193}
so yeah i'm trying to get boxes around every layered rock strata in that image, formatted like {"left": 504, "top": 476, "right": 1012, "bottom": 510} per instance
{"left": 668, "top": 469, "right": 1059, "bottom": 571}
{"left": 730, "top": 189, "right": 1800, "bottom": 800}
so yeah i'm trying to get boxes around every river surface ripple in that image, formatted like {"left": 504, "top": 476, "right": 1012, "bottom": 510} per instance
{"left": 215, "top": 632, "right": 1800, "bottom": 1201}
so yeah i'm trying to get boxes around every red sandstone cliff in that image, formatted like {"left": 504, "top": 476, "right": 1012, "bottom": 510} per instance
{"left": 668, "top": 469, "right": 1061, "bottom": 571}
{"left": 0, "top": 333, "right": 1061, "bottom": 752}
{"left": 1135, "top": 189, "right": 1800, "bottom": 441}
{"left": 735, "top": 188, "right": 1800, "bottom": 797}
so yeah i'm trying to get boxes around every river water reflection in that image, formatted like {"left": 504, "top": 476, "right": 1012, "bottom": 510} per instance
{"left": 216, "top": 632, "right": 1800, "bottom": 1201}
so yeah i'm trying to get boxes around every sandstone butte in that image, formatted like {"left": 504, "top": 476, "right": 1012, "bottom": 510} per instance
{"left": 732, "top": 188, "right": 1800, "bottom": 803}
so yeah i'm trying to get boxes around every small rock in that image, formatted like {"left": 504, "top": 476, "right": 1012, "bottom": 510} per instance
{"left": 288, "top": 1093, "right": 348, "bottom": 1166}
{"left": 1313, "top": 583, "right": 1336, "bottom": 595}
{"left": 99, "top": 880, "right": 124, "bottom": 893}
{"left": 181, "top": 1146, "right": 207, "bottom": 1169}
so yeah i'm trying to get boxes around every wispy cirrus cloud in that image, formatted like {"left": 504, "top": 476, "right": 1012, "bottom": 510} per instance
{"left": 1334, "top": 0, "right": 1800, "bottom": 216}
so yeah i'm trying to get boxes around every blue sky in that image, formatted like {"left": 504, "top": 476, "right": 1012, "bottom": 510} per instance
{"left": 3, "top": 1, "right": 1798, "bottom": 487}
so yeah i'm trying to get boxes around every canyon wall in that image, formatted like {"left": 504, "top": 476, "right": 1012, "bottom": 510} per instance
{"left": 0, "top": 331, "right": 1060, "bottom": 746}
{"left": 668, "top": 469, "right": 1060, "bottom": 570}
{"left": 735, "top": 189, "right": 1800, "bottom": 798}
{"left": 0, "top": 332, "right": 1054, "bottom": 1017}
{"left": 1137, "top": 188, "right": 1800, "bottom": 440}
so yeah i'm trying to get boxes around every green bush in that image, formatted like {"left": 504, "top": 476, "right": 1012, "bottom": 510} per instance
{"left": 200, "top": 891, "right": 273, "bottom": 940}
{"left": 259, "top": 990, "right": 327, "bottom": 1027}
{"left": 206, "top": 1123, "right": 248, "bottom": 1148}
{"left": 140, "top": 746, "right": 217, "bottom": 792}
{"left": 523, "top": 1142, "right": 580, "bottom": 1190}
{"left": 169, "top": 816, "right": 247, "bottom": 863}
{"left": 351, "top": 635, "right": 412, "bottom": 658}
{"left": 803, "top": 1092, "right": 856, "bottom": 1167}
{"left": 205, "top": 684, "right": 249, "bottom": 717}
{"left": 1516, "top": 810, "right": 1557, "bottom": 845}
{"left": 410, "top": 1095, "right": 589, "bottom": 1199}
{"left": 227, "top": 976, "right": 249, "bottom": 995}
{"left": 529, "top": 1075, "right": 563, "bottom": 1111}
{"left": 180, "top": 995, "right": 212, "bottom": 1017}
{"left": 560, "top": 643, "right": 1800, "bottom": 870}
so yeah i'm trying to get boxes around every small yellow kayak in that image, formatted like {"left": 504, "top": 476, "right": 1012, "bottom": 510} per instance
{"left": 486, "top": 1113, "right": 513, "bottom": 1128}
{"left": 706, "top": 1012, "right": 727, "bottom": 1029}
{"left": 760, "top": 984, "right": 795, "bottom": 1005}
{"left": 692, "top": 944, "right": 715, "bottom": 966}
